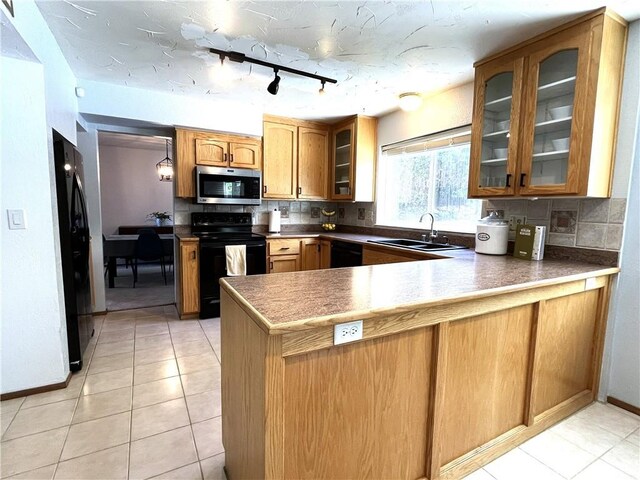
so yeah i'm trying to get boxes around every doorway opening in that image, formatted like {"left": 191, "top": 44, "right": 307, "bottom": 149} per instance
{"left": 98, "top": 131, "right": 175, "bottom": 311}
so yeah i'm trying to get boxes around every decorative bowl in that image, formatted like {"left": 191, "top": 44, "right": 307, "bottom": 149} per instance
{"left": 549, "top": 105, "right": 573, "bottom": 120}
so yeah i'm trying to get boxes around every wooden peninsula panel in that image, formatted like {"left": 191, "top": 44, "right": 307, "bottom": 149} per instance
{"left": 220, "top": 267, "right": 616, "bottom": 480}
{"left": 532, "top": 289, "right": 599, "bottom": 416}
{"left": 439, "top": 305, "right": 533, "bottom": 464}
{"left": 283, "top": 327, "right": 433, "bottom": 479}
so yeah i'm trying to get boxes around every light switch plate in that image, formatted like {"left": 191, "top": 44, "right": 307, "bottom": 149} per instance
{"left": 7, "top": 209, "right": 26, "bottom": 230}
{"left": 334, "top": 320, "right": 363, "bottom": 345}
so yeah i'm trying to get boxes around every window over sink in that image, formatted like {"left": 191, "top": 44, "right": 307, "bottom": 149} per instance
{"left": 377, "top": 125, "right": 482, "bottom": 234}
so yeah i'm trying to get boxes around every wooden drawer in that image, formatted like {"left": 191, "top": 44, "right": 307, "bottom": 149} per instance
{"left": 267, "top": 239, "right": 300, "bottom": 256}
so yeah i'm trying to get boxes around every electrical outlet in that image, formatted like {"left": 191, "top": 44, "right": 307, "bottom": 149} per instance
{"left": 508, "top": 215, "right": 527, "bottom": 232}
{"left": 334, "top": 320, "right": 363, "bottom": 345}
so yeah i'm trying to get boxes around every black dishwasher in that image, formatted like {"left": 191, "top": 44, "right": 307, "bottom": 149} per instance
{"left": 330, "top": 241, "right": 363, "bottom": 268}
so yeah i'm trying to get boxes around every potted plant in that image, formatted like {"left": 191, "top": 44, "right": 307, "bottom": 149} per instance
{"left": 147, "top": 211, "right": 172, "bottom": 226}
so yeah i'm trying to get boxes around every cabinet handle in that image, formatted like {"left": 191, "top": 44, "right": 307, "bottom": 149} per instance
{"left": 269, "top": 261, "right": 273, "bottom": 270}
{"left": 506, "top": 174, "right": 512, "bottom": 188}
{"left": 263, "top": 185, "right": 267, "bottom": 194}
{"left": 230, "top": 154, "right": 234, "bottom": 162}
{"left": 298, "top": 187, "right": 302, "bottom": 195}
{"left": 519, "top": 173, "right": 526, "bottom": 187}
{"left": 223, "top": 153, "right": 228, "bottom": 162}
{"left": 191, "top": 251, "right": 196, "bottom": 260}
{"left": 279, "top": 247, "right": 290, "bottom": 250}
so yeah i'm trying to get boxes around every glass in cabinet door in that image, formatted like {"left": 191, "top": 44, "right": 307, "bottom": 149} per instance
{"left": 333, "top": 127, "right": 353, "bottom": 196}
{"left": 528, "top": 49, "right": 578, "bottom": 186}
{"left": 479, "top": 71, "right": 515, "bottom": 189}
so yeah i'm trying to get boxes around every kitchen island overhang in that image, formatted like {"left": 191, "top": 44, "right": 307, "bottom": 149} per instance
{"left": 219, "top": 255, "right": 618, "bottom": 479}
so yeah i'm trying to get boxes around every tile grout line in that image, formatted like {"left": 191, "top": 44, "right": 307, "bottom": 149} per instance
{"left": 169, "top": 319, "right": 206, "bottom": 480}
{"left": 127, "top": 314, "right": 141, "bottom": 480}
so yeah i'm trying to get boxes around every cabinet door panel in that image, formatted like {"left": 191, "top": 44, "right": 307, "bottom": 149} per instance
{"left": 263, "top": 122, "right": 297, "bottom": 199}
{"left": 298, "top": 127, "right": 328, "bottom": 199}
{"left": 518, "top": 28, "right": 591, "bottom": 195}
{"left": 176, "top": 129, "right": 196, "bottom": 198}
{"left": 331, "top": 123, "right": 355, "bottom": 200}
{"left": 300, "top": 239, "right": 321, "bottom": 271}
{"left": 180, "top": 242, "right": 200, "bottom": 315}
{"left": 532, "top": 290, "right": 599, "bottom": 416}
{"left": 268, "top": 255, "right": 300, "bottom": 273}
{"left": 469, "top": 59, "right": 524, "bottom": 197}
{"left": 195, "top": 138, "right": 228, "bottom": 167}
{"left": 230, "top": 142, "right": 261, "bottom": 170}
{"left": 320, "top": 240, "right": 331, "bottom": 269}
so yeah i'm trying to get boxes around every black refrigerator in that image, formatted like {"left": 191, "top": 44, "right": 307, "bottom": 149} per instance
{"left": 53, "top": 135, "right": 94, "bottom": 372}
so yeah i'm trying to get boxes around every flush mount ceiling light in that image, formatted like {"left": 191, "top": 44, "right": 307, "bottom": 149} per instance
{"left": 267, "top": 70, "right": 281, "bottom": 95}
{"left": 208, "top": 48, "right": 337, "bottom": 95}
{"left": 156, "top": 139, "right": 173, "bottom": 182}
{"left": 399, "top": 92, "right": 423, "bottom": 112}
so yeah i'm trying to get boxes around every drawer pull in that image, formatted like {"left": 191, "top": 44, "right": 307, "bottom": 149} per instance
{"left": 279, "top": 247, "right": 290, "bottom": 250}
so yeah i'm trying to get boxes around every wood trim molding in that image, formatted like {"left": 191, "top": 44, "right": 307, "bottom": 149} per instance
{"left": 1, "top": 371, "right": 72, "bottom": 401}
{"left": 607, "top": 396, "right": 640, "bottom": 416}
{"left": 280, "top": 278, "right": 608, "bottom": 356}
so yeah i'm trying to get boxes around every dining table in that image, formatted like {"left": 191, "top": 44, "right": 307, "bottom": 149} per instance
{"left": 103, "top": 234, "right": 174, "bottom": 288}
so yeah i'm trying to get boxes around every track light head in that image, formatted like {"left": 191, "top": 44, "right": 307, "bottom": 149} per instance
{"left": 318, "top": 80, "right": 326, "bottom": 95}
{"left": 267, "top": 70, "right": 281, "bottom": 95}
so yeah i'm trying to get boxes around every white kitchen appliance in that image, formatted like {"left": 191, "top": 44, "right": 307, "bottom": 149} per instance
{"left": 475, "top": 212, "right": 509, "bottom": 255}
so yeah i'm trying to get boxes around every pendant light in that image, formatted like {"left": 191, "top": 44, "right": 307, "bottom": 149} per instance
{"left": 156, "top": 139, "right": 173, "bottom": 182}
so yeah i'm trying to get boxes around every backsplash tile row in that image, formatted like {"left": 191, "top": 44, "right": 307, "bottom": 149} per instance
{"left": 483, "top": 198, "right": 627, "bottom": 251}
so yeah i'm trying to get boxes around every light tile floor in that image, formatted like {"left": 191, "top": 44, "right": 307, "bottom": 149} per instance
{"left": 1, "top": 306, "right": 639, "bottom": 479}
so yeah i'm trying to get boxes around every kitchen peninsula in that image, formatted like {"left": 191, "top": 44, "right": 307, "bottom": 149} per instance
{"left": 219, "top": 252, "right": 618, "bottom": 479}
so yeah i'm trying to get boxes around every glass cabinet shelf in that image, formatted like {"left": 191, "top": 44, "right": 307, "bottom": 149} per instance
{"left": 335, "top": 163, "right": 350, "bottom": 168}
{"left": 534, "top": 117, "right": 572, "bottom": 134}
{"left": 480, "top": 158, "right": 508, "bottom": 165}
{"left": 335, "top": 144, "right": 351, "bottom": 150}
{"left": 537, "top": 76, "right": 577, "bottom": 102}
{"left": 532, "top": 150, "right": 570, "bottom": 162}
{"left": 482, "top": 129, "right": 510, "bottom": 140}
{"left": 484, "top": 95, "right": 513, "bottom": 112}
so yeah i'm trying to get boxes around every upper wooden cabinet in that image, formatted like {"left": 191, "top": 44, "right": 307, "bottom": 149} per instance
{"left": 469, "top": 9, "right": 627, "bottom": 198}
{"left": 263, "top": 116, "right": 329, "bottom": 200}
{"left": 330, "top": 115, "right": 377, "bottom": 202}
{"left": 175, "top": 128, "right": 262, "bottom": 198}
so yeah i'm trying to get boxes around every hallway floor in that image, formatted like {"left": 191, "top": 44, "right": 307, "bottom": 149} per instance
{"left": 1, "top": 307, "right": 638, "bottom": 479}
{"left": 106, "top": 264, "right": 174, "bottom": 312}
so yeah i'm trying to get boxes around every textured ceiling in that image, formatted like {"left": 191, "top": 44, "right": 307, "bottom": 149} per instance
{"left": 36, "top": 1, "right": 640, "bottom": 121}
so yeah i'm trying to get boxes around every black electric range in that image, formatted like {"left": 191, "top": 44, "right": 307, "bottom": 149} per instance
{"left": 191, "top": 212, "right": 266, "bottom": 319}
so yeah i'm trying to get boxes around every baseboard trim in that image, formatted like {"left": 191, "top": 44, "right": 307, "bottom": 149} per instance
{"left": 607, "top": 396, "right": 640, "bottom": 416}
{"left": 1, "top": 371, "right": 72, "bottom": 401}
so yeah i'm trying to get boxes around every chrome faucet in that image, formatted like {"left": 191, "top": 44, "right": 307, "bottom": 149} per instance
{"left": 419, "top": 213, "right": 438, "bottom": 242}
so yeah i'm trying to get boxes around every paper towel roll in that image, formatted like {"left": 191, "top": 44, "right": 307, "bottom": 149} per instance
{"left": 269, "top": 210, "right": 281, "bottom": 233}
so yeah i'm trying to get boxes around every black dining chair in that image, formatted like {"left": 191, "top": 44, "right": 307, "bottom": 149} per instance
{"left": 133, "top": 230, "right": 167, "bottom": 287}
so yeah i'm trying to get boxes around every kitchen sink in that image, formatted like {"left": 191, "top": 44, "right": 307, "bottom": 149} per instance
{"left": 367, "top": 238, "right": 466, "bottom": 251}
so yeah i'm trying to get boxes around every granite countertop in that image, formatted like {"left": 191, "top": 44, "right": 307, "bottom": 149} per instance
{"left": 221, "top": 249, "right": 619, "bottom": 334}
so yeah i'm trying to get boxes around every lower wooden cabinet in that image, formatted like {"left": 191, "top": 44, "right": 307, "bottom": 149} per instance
{"left": 178, "top": 238, "right": 199, "bottom": 318}
{"left": 363, "top": 244, "right": 438, "bottom": 265}
{"left": 267, "top": 237, "right": 332, "bottom": 273}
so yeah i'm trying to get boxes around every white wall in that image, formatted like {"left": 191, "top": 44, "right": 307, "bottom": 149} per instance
{"left": 1, "top": 57, "right": 69, "bottom": 393}
{"left": 1, "top": 0, "right": 79, "bottom": 394}
{"left": 79, "top": 80, "right": 263, "bottom": 137}
{"left": 377, "top": 83, "right": 474, "bottom": 147}
{"left": 600, "top": 20, "right": 640, "bottom": 407}
{"left": 99, "top": 143, "right": 174, "bottom": 235}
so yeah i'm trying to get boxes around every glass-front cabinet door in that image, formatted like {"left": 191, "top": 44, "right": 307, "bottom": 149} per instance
{"left": 331, "top": 122, "right": 355, "bottom": 200}
{"left": 518, "top": 29, "right": 590, "bottom": 195}
{"left": 468, "top": 58, "right": 523, "bottom": 197}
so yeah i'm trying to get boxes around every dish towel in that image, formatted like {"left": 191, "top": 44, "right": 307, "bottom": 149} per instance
{"left": 225, "top": 245, "right": 247, "bottom": 276}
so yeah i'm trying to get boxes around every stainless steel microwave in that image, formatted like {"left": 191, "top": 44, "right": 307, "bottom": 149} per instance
{"left": 196, "top": 165, "right": 262, "bottom": 205}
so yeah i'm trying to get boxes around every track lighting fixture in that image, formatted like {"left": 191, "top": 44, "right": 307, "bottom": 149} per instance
{"left": 318, "top": 80, "right": 326, "bottom": 95}
{"left": 207, "top": 47, "right": 336, "bottom": 95}
{"left": 267, "top": 70, "right": 281, "bottom": 95}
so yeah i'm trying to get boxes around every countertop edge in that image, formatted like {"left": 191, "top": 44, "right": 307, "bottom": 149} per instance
{"left": 223, "top": 266, "right": 619, "bottom": 335}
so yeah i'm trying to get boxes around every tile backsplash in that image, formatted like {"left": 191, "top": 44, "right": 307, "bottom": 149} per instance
{"left": 483, "top": 198, "right": 627, "bottom": 251}
{"left": 174, "top": 197, "right": 626, "bottom": 252}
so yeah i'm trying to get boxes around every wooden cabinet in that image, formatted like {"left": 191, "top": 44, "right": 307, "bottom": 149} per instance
{"left": 320, "top": 240, "right": 331, "bottom": 269}
{"left": 178, "top": 238, "right": 199, "bottom": 318}
{"left": 263, "top": 116, "right": 329, "bottom": 200}
{"left": 301, "top": 238, "right": 321, "bottom": 271}
{"left": 362, "top": 244, "right": 438, "bottom": 265}
{"left": 469, "top": 9, "right": 627, "bottom": 198}
{"left": 175, "top": 128, "right": 262, "bottom": 198}
{"left": 267, "top": 237, "right": 332, "bottom": 273}
{"left": 330, "top": 115, "right": 377, "bottom": 202}
{"left": 267, "top": 238, "right": 301, "bottom": 273}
